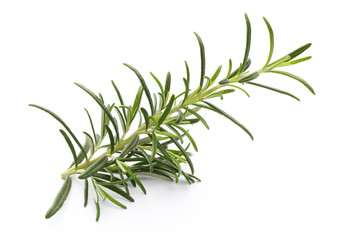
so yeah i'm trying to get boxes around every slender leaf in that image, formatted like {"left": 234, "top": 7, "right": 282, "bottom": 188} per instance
{"left": 75, "top": 83, "right": 120, "bottom": 141}
{"left": 114, "top": 106, "right": 126, "bottom": 133}
{"left": 182, "top": 78, "right": 190, "bottom": 103}
{"left": 269, "top": 70, "right": 315, "bottom": 94}
{"left": 183, "top": 61, "right": 190, "bottom": 102}
{"left": 97, "top": 173, "right": 139, "bottom": 186}
{"left": 80, "top": 132, "right": 93, "bottom": 158}
{"left": 287, "top": 43, "right": 312, "bottom": 61}
{"left": 228, "top": 84, "right": 250, "bottom": 97}
{"left": 156, "top": 130, "right": 178, "bottom": 139}
{"left": 208, "top": 89, "right": 236, "bottom": 100}
{"left": 164, "top": 124, "right": 184, "bottom": 143}
{"left": 153, "top": 93, "right": 158, "bottom": 113}
{"left": 175, "top": 107, "right": 184, "bottom": 124}
{"left": 29, "top": 104, "right": 88, "bottom": 161}
{"left": 133, "top": 176, "right": 147, "bottom": 194}
{"left": 84, "top": 179, "right": 89, "bottom": 207}
{"left": 194, "top": 32, "right": 205, "bottom": 88}
{"left": 246, "top": 81, "right": 300, "bottom": 101}
{"left": 124, "top": 63, "right": 155, "bottom": 115}
{"left": 227, "top": 59, "right": 232, "bottom": 78}
{"left": 119, "top": 133, "right": 139, "bottom": 158}
{"left": 78, "top": 155, "right": 108, "bottom": 179}
{"left": 94, "top": 178, "right": 134, "bottom": 202}
{"left": 111, "top": 80, "right": 125, "bottom": 107}
{"left": 150, "top": 132, "right": 157, "bottom": 161}
{"left": 178, "top": 118, "right": 200, "bottom": 125}
{"left": 168, "top": 137, "right": 194, "bottom": 174}
{"left": 84, "top": 108, "right": 97, "bottom": 144}
{"left": 130, "top": 86, "right": 144, "bottom": 123}
{"left": 164, "top": 72, "right": 171, "bottom": 103}
{"left": 157, "top": 94, "right": 175, "bottom": 127}
{"left": 171, "top": 124, "right": 198, "bottom": 152}
{"left": 138, "top": 148, "right": 153, "bottom": 172}
{"left": 238, "top": 72, "right": 259, "bottom": 83}
{"left": 98, "top": 187, "right": 127, "bottom": 209}
{"left": 156, "top": 140, "right": 174, "bottom": 163}
{"left": 150, "top": 72, "right": 164, "bottom": 96}
{"left": 186, "top": 108, "right": 209, "bottom": 129}
{"left": 59, "top": 129, "right": 78, "bottom": 169}
{"left": 210, "top": 65, "right": 222, "bottom": 83}
{"left": 240, "top": 13, "right": 252, "bottom": 73}
{"left": 140, "top": 108, "right": 149, "bottom": 130}
{"left": 136, "top": 171, "right": 173, "bottom": 181}
{"left": 279, "top": 56, "right": 312, "bottom": 66}
{"left": 45, "top": 175, "right": 72, "bottom": 219}
{"left": 263, "top": 16, "right": 274, "bottom": 67}
{"left": 104, "top": 125, "right": 114, "bottom": 154}
{"left": 202, "top": 101, "right": 254, "bottom": 140}
{"left": 243, "top": 59, "right": 251, "bottom": 72}
{"left": 95, "top": 200, "right": 100, "bottom": 222}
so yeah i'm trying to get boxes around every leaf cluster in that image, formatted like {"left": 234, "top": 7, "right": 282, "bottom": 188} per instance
{"left": 29, "top": 14, "right": 314, "bottom": 221}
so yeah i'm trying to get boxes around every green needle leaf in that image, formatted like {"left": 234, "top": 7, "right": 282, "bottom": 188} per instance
{"left": 202, "top": 101, "right": 254, "bottom": 140}
{"left": 104, "top": 125, "right": 115, "bottom": 154}
{"left": 164, "top": 72, "right": 171, "bottom": 104}
{"left": 287, "top": 43, "right": 312, "bottom": 61}
{"left": 119, "top": 134, "right": 139, "bottom": 158}
{"left": 84, "top": 108, "right": 97, "bottom": 145}
{"left": 150, "top": 132, "right": 157, "bottom": 161}
{"left": 185, "top": 60, "right": 190, "bottom": 82}
{"left": 84, "top": 179, "right": 89, "bottom": 207}
{"left": 98, "top": 187, "right": 127, "bottom": 209}
{"left": 210, "top": 65, "right": 222, "bottom": 83}
{"left": 75, "top": 83, "right": 120, "bottom": 142}
{"left": 175, "top": 107, "right": 184, "bottom": 124}
{"left": 171, "top": 124, "right": 198, "bottom": 152}
{"left": 29, "top": 104, "right": 88, "bottom": 161}
{"left": 168, "top": 137, "right": 194, "bottom": 174}
{"left": 78, "top": 156, "right": 108, "bottom": 179}
{"left": 59, "top": 129, "right": 78, "bottom": 169}
{"left": 240, "top": 13, "right": 252, "bottom": 73}
{"left": 97, "top": 172, "right": 139, "bottom": 186}
{"left": 156, "top": 130, "right": 179, "bottom": 139}
{"left": 140, "top": 108, "right": 150, "bottom": 130}
{"left": 182, "top": 77, "right": 190, "bottom": 103}
{"left": 111, "top": 80, "right": 125, "bottom": 106}
{"left": 95, "top": 200, "right": 100, "bottom": 222}
{"left": 133, "top": 176, "right": 147, "bottom": 194}
{"left": 150, "top": 72, "right": 164, "bottom": 96}
{"left": 246, "top": 82, "right": 300, "bottom": 101}
{"left": 182, "top": 61, "right": 190, "bottom": 102}
{"left": 124, "top": 63, "right": 155, "bottom": 115}
{"left": 45, "top": 175, "right": 72, "bottom": 219}
{"left": 279, "top": 56, "right": 312, "bottom": 66}
{"left": 138, "top": 148, "right": 153, "bottom": 173}
{"left": 269, "top": 70, "right": 315, "bottom": 95}
{"left": 130, "top": 86, "right": 144, "bottom": 123}
{"left": 227, "top": 59, "right": 233, "bottom": 78}
{"left": 114, "top": 106, "right": 127, "bottom": 133}
{"left": 228, "top": 84, "right": 250, "bottom": 98}
{"left": 263, "top": 16, "right": 274, "bottom": 67}
{"left": 186, "top": 108, "right": 209, "bottom": 129}
{"left": 194, "top": 32, "right": 205, "bottom": 88}
{"left": 94, "top": 178, "right": 134, "bottom": 202}
{"left": 157, "top": 94, "right": 175, "bottom": 127}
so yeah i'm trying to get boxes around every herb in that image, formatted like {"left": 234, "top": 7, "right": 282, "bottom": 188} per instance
{"left": 29, "top": 14, "right": 314, "bottom": 221}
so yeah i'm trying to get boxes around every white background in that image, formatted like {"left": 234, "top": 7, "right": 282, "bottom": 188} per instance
{"left": 1, "top": 0, "right": 359, "bottom": 239}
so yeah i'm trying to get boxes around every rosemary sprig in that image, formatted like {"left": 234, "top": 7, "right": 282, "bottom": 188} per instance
{"left": 29, "top": 14, "right": 314, "bottom": 221}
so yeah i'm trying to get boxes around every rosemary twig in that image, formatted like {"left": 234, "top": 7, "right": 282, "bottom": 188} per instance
{"left": 29, "top": 14, "right": 314, "bottom": 221}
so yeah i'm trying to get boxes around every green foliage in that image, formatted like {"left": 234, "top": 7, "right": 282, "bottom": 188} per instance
{"left": 31, "top": 14, "right": 313, "bottom": 221}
